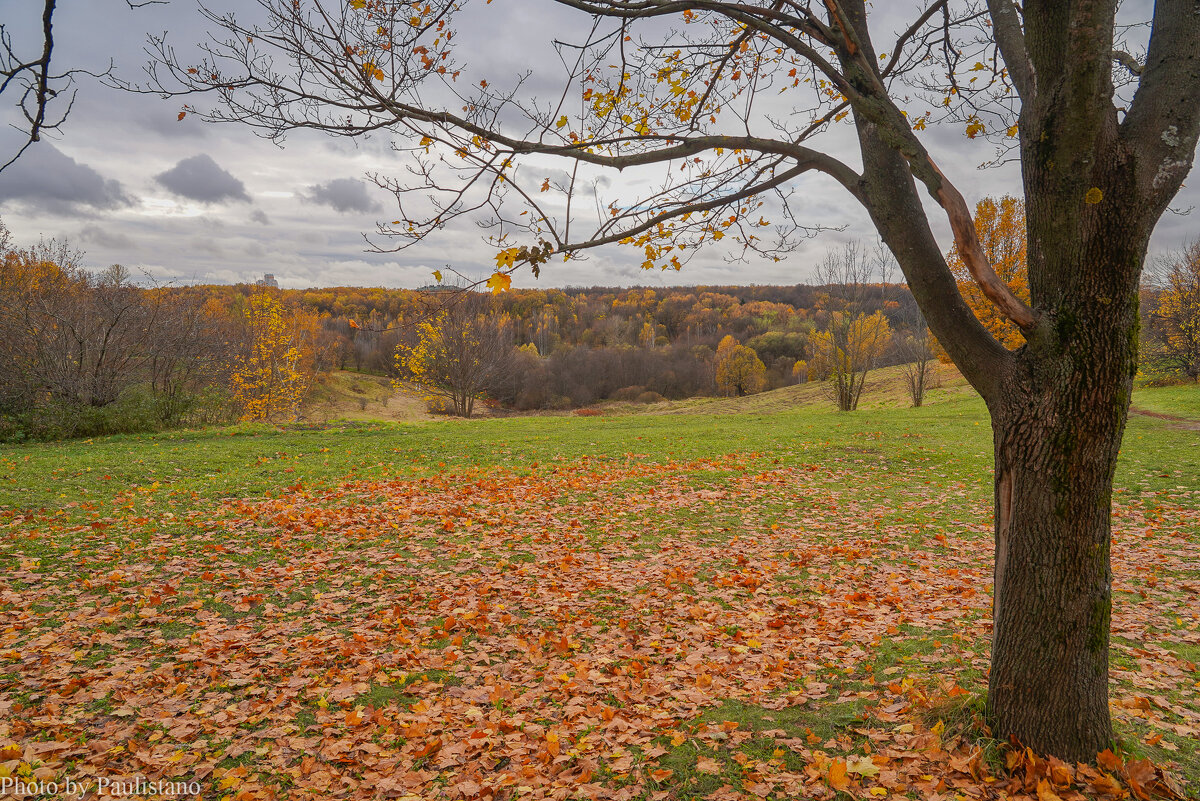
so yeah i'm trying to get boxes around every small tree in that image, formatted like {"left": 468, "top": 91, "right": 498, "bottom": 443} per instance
{"left": 229, "top": 290, "right": 317, "bottom": 422}
{"left": 715, "top": 343, "right": 766, "bottom": 397}
{"left": 396, "top": 295, "right": 514, "bottom": 417}
{"left": 810, "top": 311, "right": 891, "bottom": 411}
{"left": 898, "top": 328, "right": 937, "bottom": 408}
{"left": 811, "top": 242, "right": 892, "bottom": 411}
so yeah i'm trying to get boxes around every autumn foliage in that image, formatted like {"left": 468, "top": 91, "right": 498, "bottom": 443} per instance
{"left": 229, "top": 290, "right": 321, "bottom": 422}
{"left": 714, "top": 335, "right": 767, "bottom": 397}
{"left": 1144, "top": 240, "right": 1200, "bottom": 381}
{"left": 945, "top": 197, "right": 1030, "bottom": 355}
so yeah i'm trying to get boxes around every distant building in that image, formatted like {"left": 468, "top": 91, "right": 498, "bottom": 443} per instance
{"left": 256, "top": 274, "right": 280, "bottom": 289}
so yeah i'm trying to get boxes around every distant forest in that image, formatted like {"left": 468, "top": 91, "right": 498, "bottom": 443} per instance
{"left": 5, "top": 204, "right": 1196, "bottom": 440}
{"left": 294, "top": 281, "right": 924, "bottom": 409}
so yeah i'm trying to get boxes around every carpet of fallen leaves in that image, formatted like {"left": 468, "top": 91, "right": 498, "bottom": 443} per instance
{"left": 2, "top": 452, "right": 1198, "bottom": 800}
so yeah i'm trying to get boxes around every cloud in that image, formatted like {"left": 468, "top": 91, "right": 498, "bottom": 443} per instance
{"left": 76, "top": 223, "right": 135, "bottom": 251}
{"left": 0, "top": 144, "right": 132, "bottom": 214}
{"left": 304, "top": 177, "right": 382, "bottom": 214}
{"left": 249, "top": 209, "right": 270, "bottom": 225}
{"left": 154, "top": 154, "right": 250, "bottom": 204}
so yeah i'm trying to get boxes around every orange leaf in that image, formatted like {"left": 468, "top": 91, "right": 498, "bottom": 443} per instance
{"left": 1037, "top": 778, "right": 1064, "bottom": 801}
{"left": 1097, "top": 749, "right": 1124, "bottom": 773}
{"left": 828, "top": 759, "right": 850, "bottom": 791}
{"left": 412, "top": 737, "right": 442, "bottom": 758}
{"left": 1125, "top": 759, "right": 1155, "bottom": 801}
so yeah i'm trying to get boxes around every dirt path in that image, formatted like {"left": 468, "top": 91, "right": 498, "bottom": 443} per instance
{"left": 1130, "top": 407, "right": 1200, "bottom": 431}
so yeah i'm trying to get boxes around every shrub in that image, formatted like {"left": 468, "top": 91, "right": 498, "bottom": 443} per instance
{"left": 425, "top": 395, "right": 454, "bottom": 415}
{"left": 610, "top": 385, "right": 647, "bottom": 402}
{"left": 636, "top": 390, "right": 666, "bottom": 404}
{"left": 573, "top": 408, "right": 602, "bottom": 416}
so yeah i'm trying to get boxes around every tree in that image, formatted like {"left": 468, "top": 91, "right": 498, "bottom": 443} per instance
{"left": 1144, "top": 241, "right": 1200, "bottom": 381}
{"left": 0, "top": 236, "right": 159, "bottom": 411}
{"left": 946, "top": 196, "right": 1030, "bottom": 352}
{"left": 898, "top": 328, "right": 936, "bottom": 408}
{"left": 810, "top": 241, "right": 892, "bottom": 411}
{"left": 810, "top": 310, "right": 891, "bottom": 411}
{"left": 159, "top": 0, "right": 1200, "bottom": 760}
{"left": 396, "top": 295, "right": 514, "bottom": 417}
{"left": 229, "top": 289, "right": 318, "bottom": 422}
{"left": 715, "top": 342, "right": 766, "bottom": 396}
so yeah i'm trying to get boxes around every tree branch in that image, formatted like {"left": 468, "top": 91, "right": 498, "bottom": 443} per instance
{"left": 1120, "top": 0, "right": 1200, "bottom": 214}
{"left": 985, "top": 0, "right": 1034, "bottom": 100}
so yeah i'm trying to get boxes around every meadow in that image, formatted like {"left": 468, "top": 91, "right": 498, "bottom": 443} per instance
{"left": 0, "top": 376, "right": 1197, "bottom": 800}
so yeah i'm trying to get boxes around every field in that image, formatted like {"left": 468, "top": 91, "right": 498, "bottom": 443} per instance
{"left": 1, "top": 380, "right": 1198, "bottom": 800}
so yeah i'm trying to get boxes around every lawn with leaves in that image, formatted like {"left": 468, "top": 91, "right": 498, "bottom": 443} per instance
{"left": 1, "top": 386, "right": 1198, "bottom": 800}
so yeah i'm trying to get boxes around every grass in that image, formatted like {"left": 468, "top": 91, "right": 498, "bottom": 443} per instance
{"left": 0, "top": 374, "right": 1197, "bottom": 799}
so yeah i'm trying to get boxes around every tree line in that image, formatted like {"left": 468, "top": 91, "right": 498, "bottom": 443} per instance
{"left": 3, "top": 205, "right": 1197, "bottom": 437}
{"left": 0, "top": 220, "right": 327, "bottom": 440}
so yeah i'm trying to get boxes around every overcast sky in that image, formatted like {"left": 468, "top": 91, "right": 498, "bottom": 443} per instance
{"left": 0, "top": 1, "right": 1195, "bottom": 290}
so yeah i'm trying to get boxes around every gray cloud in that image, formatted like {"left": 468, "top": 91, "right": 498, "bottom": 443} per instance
{"left": 304, "top": 178, "right": 382, "bottom": 214}
{"left": 77, "top": 223, "right": 135, "bottom": 251}
{"left": 0, "top": 144, "right": 132, "bottom": 214}
{"left": 250, "top": 209, "right": 270, "bottom": 225}
{"left": 154, "top": 154, "right": 250, "bottom": 204}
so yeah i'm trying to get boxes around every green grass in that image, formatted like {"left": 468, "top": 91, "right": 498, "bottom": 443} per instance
{"left": 1130, "top": 382, "right": 1200, "bottom": 419}
{"left": 2, "top": 370, "right": 1194, "bottom": 517}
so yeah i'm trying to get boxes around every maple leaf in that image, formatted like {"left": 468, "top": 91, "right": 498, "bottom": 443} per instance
{"left": 1097, "top": 749, "right": 1124, "bottom": 773}
{"left": 494, "top": 248, "right": 519, "bottom": 270}
{"left": 485, "top": 272, "right": 512, "bottom": 294}
{"left": 1037, "top": 778, "right": 1065, "bottom": 801}
{"left": 847, "top": 755, "right": 881, "bottom": 777}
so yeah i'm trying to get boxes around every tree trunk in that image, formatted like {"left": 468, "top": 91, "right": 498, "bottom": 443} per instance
{"left": 986, "top": 231, "right": 1142, "bottom": 761}
{"left": 989, "top": 393, "right": 1119, "bottom": 759}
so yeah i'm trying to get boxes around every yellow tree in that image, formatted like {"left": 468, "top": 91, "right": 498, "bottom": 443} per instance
{"left": 945, "top": 196, "right": 1029, "bottom": 352}
{"left": 809, "top": 311, "right": 891, "bottom": 411}
{"left": 715, "top": 342, "right": 766, "bottom": 396}
{"left": 395, "top": 296, "right": 514, "bottom": 417}
{"left": 229, "top": 290, "right": 315, "bottom": 422}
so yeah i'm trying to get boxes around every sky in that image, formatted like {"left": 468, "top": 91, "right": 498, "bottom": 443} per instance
{"left": 0, "top": 0, "right": 1195, "bottom": 290}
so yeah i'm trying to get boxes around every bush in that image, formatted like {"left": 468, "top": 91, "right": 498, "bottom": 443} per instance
{"left": 636, "top": 390, "right": 666, "bottom": 404}
{"left": 0, "top": 386, "right": 166, "bottom": 442}
{"left": 610, "top": 385, "right": 647, "bottom": 402}
{"left": 573, "top": 408, "right": 602, "bottom": 416}
{"left": 425, "top": 395, "right": 454, "bottom": 415}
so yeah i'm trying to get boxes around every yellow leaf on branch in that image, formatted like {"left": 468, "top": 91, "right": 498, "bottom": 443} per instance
{"left": 486, "top": 272, "right": 512, "bottom": 294}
